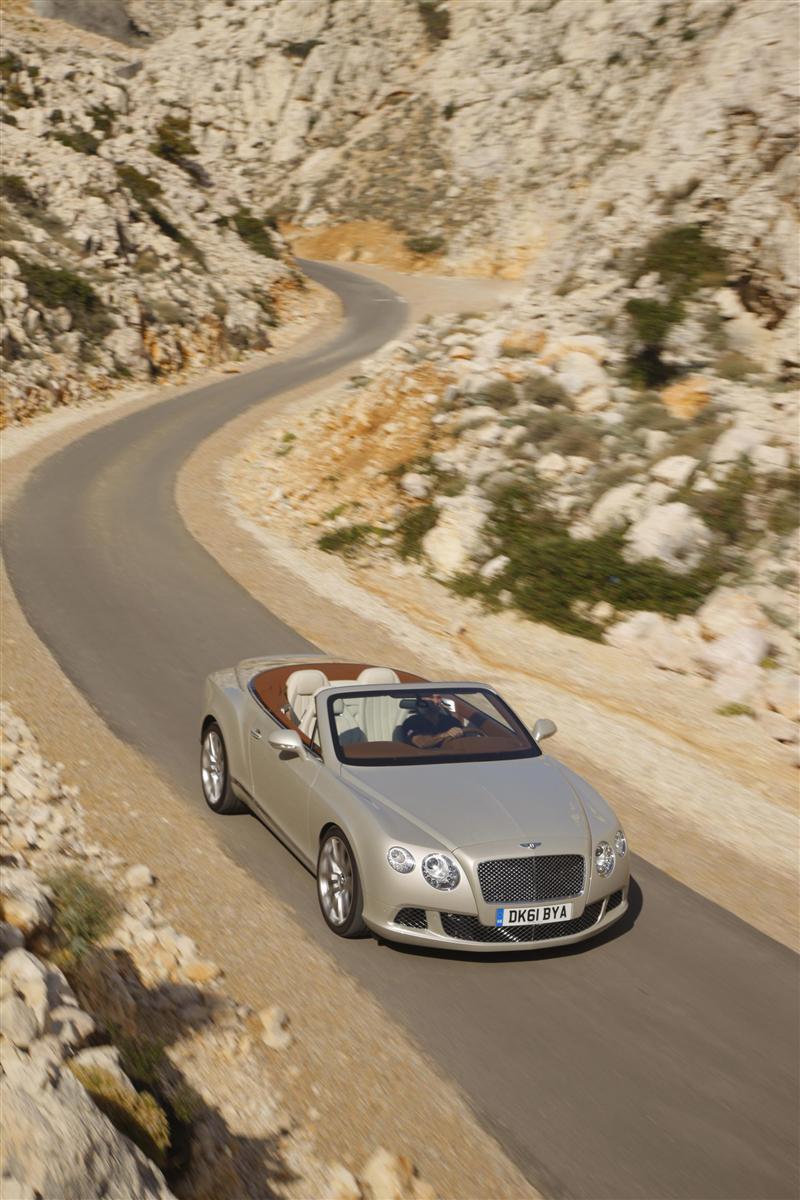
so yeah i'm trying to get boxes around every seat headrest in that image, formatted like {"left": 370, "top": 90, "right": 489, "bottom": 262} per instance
{"left": 357, "top": 667, "right": 400, "bottom": 684}
{"left": 286, "top": 669, "right": 329, "bottom": 706}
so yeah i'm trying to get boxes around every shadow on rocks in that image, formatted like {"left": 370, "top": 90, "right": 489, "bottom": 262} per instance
{"left": 63, "top": 945, "right": 297, "bottom": 1199}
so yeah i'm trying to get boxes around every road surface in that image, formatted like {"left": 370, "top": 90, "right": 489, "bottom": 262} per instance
{"left": 5, "top": 260, "right": 798, "bottom": 1200}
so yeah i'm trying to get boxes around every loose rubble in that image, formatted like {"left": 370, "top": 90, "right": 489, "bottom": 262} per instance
{"left": 0, "top": 701, "right": 436, "bottom": 1199}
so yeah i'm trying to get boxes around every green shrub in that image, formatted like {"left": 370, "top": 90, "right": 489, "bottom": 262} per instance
{"left": 89, "top": 103, "right": 116, "bottom": 134}
{"left": 520, "top": 375, "right": 571, "bottom": 408}
{"left": 396, "top": 504, "right": 438, "bottom": 559}
{"left": 69, "top": 1065, "right": 170, "bottom": 1168}
{"left": 626, "top": 225, "right": 729, "bottom": 385}
{"left": 715, "top": 703, "right": 755, "bottom": 718}
{"left": 766, "top": 467, "right": 800, "bottom": 535}
{"left": 16, "top": 260, "right": 114, "bottom": 340}
{"left": 417, "top": 0, "right": 450, "bottom": 43}
{"left": 52, "top": 128, "right": 100, "bottom": 155}
{"left": 0, "top": 174, "right": 36, "bottom": 209}
{"left": 115, "top": 164, "right": 163, "bottom": 205}
{"left": 631, "top": 224, "right": 729, "bottom": 294}
{"left": 0, "top": 51, "right": 32, "bottom": 108}
{"left": 47, "top": 867, "right": 118, "bottom": 957}
{"left": 475, "top": 379, "right": 517, "bottom": 409}
{"left": 404, "top": 234, "right": 446, "bottom": 255}
{"left": 230, "top": 206, "right": 278, "bottom": 258}
{"left": 149, "top": 113, "right": 210, "bottom": 186}
{"left": 525, "top": 410, "right": 604, "bottom": 459}
{"left": 317, "top": 523, "right": 376, "bottom": 556}
{"left": 150, "top": 113, "right": 197, "bottom": 162}
{"left": 114, "top": 1032, "right": 166, "bottom": 1086}
{"left": 473, "top": 484, "right": 718, "bottom": 639}
{"left": 692, "top": 460, "right": 754, "bottom": 545}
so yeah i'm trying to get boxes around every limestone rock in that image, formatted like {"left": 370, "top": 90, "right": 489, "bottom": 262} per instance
{"left": 697, "top": 590, "right": 768, "bottom": 640}
{"left": 0, "top": 996, "right": 39, "bottom": 1049}
{"left": 258, "top": 1004, "right": 292, "bottom": 1051}
{"left": 650, "top": 455, "right": 699, "bottom": 489}
{"left": 660, "top": 377, "right": 711, "bottom": 420}
{"left": 0, "top": 1064, "right": 174, "bottom": 1199}
{"left": 623, "top": 503, "right": 712, "bottom": 573}
{"left": 762, "top": 670, "right": 800, "bottom": 721}
{"left": 421, "top": 490, "right": 490, "bottom": 578}
{"left": 125, "top": 864, "right": 155, "bottom": 890}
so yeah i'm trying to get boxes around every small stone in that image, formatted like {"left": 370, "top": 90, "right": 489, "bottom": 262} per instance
{"left": 183, "top": 958, "right": 221, "bottom": 984}
{"left": 326, "top": 1163, "right": 361, "bottom": 1200}
{"left": 660, "top": 376, "right": 711, "bottom": 420}
{"left": 360, "top": 1148, "right": 416, "bottom": 1200}
{"left": 759, "top": 710, "right": 799, "bottom": 744}
{"left": 258, "top": 1004, "right": 292, "bottom": 1050}
{"left": 0, "top": 923, "right": 25, "bottom": 956}
{"left": 124, "top": 864, "right": 154, "bottom": 889}
{"left": 400, "top": 472, "right": 430, "bottom": 499}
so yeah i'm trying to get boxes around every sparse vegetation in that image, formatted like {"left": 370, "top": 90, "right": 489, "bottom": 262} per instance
{"left": 475, "top": 379, "right": 517, "bottom": 409}
{"left": 520, "top": 375, "right": 571, "bottom": 408}
{"left": 715, "top": 703, "right": 755, "bottom": 718}
{"left": 524, "top": 410, "right": 604, "bottom": 460}
{"left": 714, "top": 350, "right": 759, "bottom": 381}
{"left": 51, "top": 128, "right": 100, "bottom": 155}
{"left": 46, "top": 867, "right": 118, "bottom": 958}
{"left": 626, "top": 225, "right": 729, "bottom": 385}
{"left": 149, "top": 113, "right": 210, "bottom": 186}
{"left": 69, "top": 1065, "right": 170, "bottom": 1168}
{"left": 462, "top": 483, "right": 720, "bottom": 640}
{"left": 115, "top": 164, "right": 163, "bottom": 205}
{"left": 396, "top": 503, "right": 438, "bottom": 559}
{"left": 230, "top": 206, "right": 278, "bottom": 258}
{"left": 417, "top": 0, "right": 450, "bottom": 44}
{"left": 14, "top": 258, "right": 113, "bottom": 340}
{"left": 318, "top": 523, "right": 376, "bottom": 556}
{"left": 404, "top": 234, "right": 446, "bottom": 255}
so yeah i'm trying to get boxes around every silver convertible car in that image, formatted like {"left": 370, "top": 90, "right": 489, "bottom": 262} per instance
{"left": 200, "top": 655, "right": 630, "bottom": 951}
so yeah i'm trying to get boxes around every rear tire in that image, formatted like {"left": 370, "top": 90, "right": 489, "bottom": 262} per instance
{"left": 200, "top": 723, "right": 247, "bottom": 815}
{"left": 316, "top": 827, "right": 368, "bottom": 938}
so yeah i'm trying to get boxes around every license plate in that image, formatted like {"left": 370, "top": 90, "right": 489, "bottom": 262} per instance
{"left": 495, "top": 902, "right": 574, "bottom": 927}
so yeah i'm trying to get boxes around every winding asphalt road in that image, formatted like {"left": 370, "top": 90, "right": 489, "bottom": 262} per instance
{"left": 4, "top": 262, "right": 798, "bottom": 1200}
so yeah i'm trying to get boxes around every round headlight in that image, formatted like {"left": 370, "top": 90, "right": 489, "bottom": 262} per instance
{"left": 614, "top": 829, "right": 627, "bottom": 857}
{"left": 387, "top": 846, "right": 415, "bottom": 874}
{"left": 595, "top": 841, "right": 615, "bottom": 877}
{"left": 421, "top": 852, "right": 460, "bottom": 891}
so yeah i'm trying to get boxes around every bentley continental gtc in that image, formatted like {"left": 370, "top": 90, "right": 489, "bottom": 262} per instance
{"left": 200, "top": 656, "right": 630, "bottom": 950}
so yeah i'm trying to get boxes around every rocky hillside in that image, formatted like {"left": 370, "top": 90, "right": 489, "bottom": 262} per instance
{"left": 0, "top": 4, "right": 311, "bottom": 426}
{"left": 229, "top": 281, "right": 799, "bottom": 749}
{"left": 3, "top": 0, "right": 797, "bottom": 425}
{"left": 0, "top": 701, "right": 436, "bottom": 1200}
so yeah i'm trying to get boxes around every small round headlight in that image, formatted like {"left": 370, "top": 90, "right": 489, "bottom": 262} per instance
{"left": 421, "top": 852, "right": 460, "bottom": 891}
{"left": 387, "top": 846, "right": 415, "bottom": 874}
{"left": 614, "top": 829, "right": 627, "bottom": 857}
{"left": 595, "top": 841, "right": 615, "bottom": 877}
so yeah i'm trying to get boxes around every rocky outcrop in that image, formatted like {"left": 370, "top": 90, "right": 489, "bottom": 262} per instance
{"left": 227, "top": 292, "right": 798, "bottom": 751}
{"left": 0, "top": 701, "right": 438, "bottom": 1199}
{"left": 0, "top": 10, "right": 308, "bottom": 426}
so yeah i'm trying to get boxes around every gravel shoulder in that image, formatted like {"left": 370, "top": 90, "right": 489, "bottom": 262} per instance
{"left": 178, "top": 265, "right": 798, "bottom": 952}
{"left": 1, "top": 295, "right": 540, "bottom": 1200}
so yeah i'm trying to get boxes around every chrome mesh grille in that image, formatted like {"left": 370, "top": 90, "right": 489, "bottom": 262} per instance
{"left": 441, "top": 901, "right": 602, "bottom": 944}
{"left": 606, "top": 889, "right": 623, "bottom": 912}
{"left": 477, "top": 854, "right": 585, "bottom": 904}
{"left": 394, "top": 907, "right": 427, "bottom": 930}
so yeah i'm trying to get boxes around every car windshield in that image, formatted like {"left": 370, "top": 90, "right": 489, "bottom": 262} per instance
{"left": 326, "top": 687, "right": 539, "bottom": 766}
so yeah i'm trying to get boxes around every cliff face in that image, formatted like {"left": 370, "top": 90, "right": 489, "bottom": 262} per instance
{"left": 2, "top": 0, "right": 797, "bottom": 425}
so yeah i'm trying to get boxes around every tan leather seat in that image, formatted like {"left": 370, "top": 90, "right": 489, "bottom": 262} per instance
{"left": 356, "top": 667, "right": 404, "bottom": 742}
{"left": 286, "top": 669, "right": 329, "bottom": 729}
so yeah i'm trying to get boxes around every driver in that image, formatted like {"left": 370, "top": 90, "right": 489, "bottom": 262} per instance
{"left": 400, "top": 693, "right": 470, "bottom": 748}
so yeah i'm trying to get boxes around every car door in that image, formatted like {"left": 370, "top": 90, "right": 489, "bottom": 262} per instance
{"left": 247, "top": 703, "right": 320, "bottom": 864}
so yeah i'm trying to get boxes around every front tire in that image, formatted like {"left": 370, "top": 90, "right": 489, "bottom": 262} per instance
{"left": 200, "top": 723, "right": 247, "bottom": 814}
{"left": 316, "top": 828, "right": 368, "bottom": 938}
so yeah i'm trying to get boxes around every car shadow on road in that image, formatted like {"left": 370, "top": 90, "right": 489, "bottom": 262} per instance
{"left": 378, "top": 877, "right": 643, "bottom": 964}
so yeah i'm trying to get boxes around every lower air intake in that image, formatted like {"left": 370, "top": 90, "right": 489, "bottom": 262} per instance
{"left": 441, "top": 901, "right": 603, "bottom": 944}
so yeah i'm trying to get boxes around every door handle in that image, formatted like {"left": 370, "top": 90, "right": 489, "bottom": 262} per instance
{"left": 250, "top": 728, "right": 262, "bottom": 740}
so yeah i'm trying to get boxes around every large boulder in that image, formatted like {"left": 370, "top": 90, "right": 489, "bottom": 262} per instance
{"left": 0, "top": 1063, "right": 174, "bottom": 1200}
{"left": 623, "top": 503, "right": 712, "bottom": 572}
{"left": 696, "top": 589, "right": 768, "bottom": 640}
{"left": 422, "top": 490, "right": 490, "bottom": 578}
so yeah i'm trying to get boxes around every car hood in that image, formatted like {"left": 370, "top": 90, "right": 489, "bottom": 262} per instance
{"left": 341, "top": 755, "right": 590, "bottom": 852}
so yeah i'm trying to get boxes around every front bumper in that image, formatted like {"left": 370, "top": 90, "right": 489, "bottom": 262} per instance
{"left": 366, "top": 886, "right": 628, "bottom": 952}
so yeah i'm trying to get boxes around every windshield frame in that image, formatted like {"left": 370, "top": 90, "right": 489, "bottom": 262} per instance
{"left": 325, "top": 685, "right": 540, "bottom": 767}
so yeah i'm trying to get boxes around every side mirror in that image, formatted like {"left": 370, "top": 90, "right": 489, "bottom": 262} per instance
{"left": 268, "top": 729, "right": 305, "bottom": 758}
{"left": 532, "top": 718, "right": 557, "bottom": 744}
